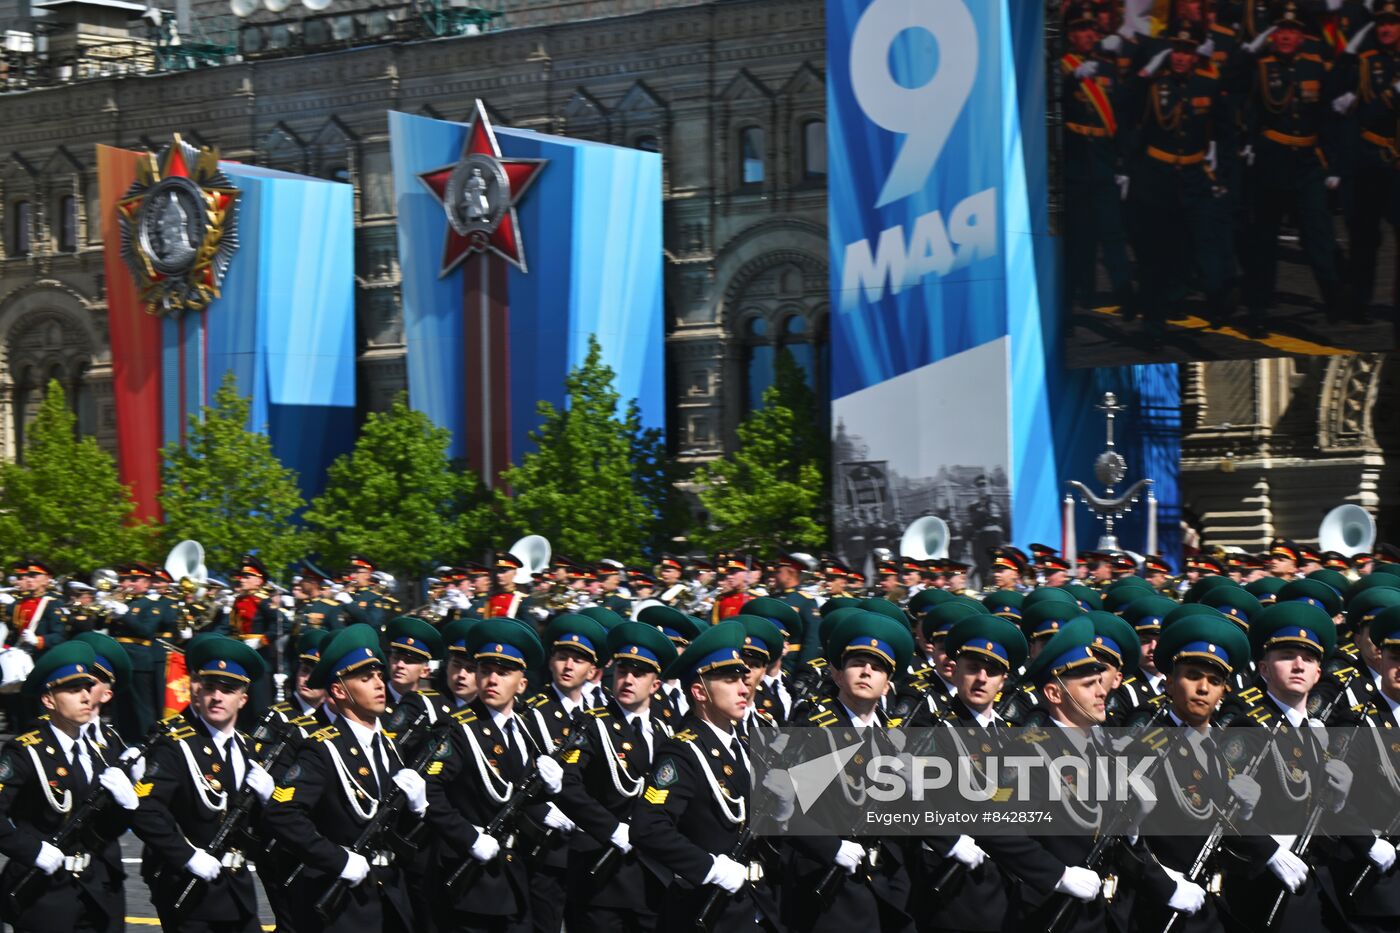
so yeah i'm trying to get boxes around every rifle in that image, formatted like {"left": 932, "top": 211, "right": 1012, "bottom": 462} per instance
{"left": 313, "top": 712, "right": 446, "bottom": 921}
{"left": 1349, "top": 809, "right": 1400, "bottom": 897}
{"left": 444, "top": 725, "right": 590, "bottom": 893}
{"left": 695, "top": 826, "right": 755, "bottom": 933}
{"left": 1045, "top": 706, "right": 1173, "bottom": 933}
{"left": 8, "top": 718, "right": 171, "bottom": 911}
{"left": 169, "top": 712, "right": 304, "bottom": 912}
{"left": 1160, "top": 683, "right": 1352, "bottom": 933}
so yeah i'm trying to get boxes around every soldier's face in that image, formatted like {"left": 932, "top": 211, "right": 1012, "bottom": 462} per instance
{"left": 87, "top": 678, "right": 113, "bottom": 709}
{"left": 476, "top": 660, "right": 526, "bottom": 712}
{"left": 612, "top": 662, "right": 658, "bottom": 710}
{"left": 833, "top": 655, "right": 891, "bottom": 706}
{"left": 1097, "top": 660, "right": 1124, "bottom": 691}
{"left": 16, "top": 572, "right": 47, "bottom": 593}
{"left": 388, "top": 650, "right": 428, "bottom": 691}
{"left": 777, "top": 567, "right": 801, "bottom": 590}
{"left": 294, "top": 663, "right": 325, "bottom": 707}
{"left": 1044, "top": 671, "right": 1107, "bottom": 726}
{"left": 993, "top": 567, "right": 1018, "bottom": 587}
{"left": 827, "top": 576, "right": 847, "bottom": 594}
{"left": 332, "top": 667, "right": 387, "bottom": 717}
{"left": 1043, "top": 570, "right": 1068, "bottom": 587}
{"left": 1068, "top": 25, "right": 1097, "bottom": 53}
{"left": 692, "top": 670, "right": 749, "bottom": 722}
{"left": 1138, "top": 633, "right": 1159, "bottom": 674}
{"left": 235, "top": 573, "right": 262, "bottom": 593}
{"left": 1272, "top": 26, "right": 1302, "bottom": 55}
{"left": 1166, "top": 661, "right": 1227, "bottom": 726}
{"left": 549, "top": 647, "right": 597, "bottom": 691}
{"left": 1258, "top": 647, "right": 1321, "bottom": 701}
{"left": 195, "top": 677, "right": 249, "bottom": 729}
{"left": 446, "top": 656, "right": 478, "bottom": 702}
{"left": 1175, "top": 0, "right": 1203, "bottom": 20}
{"left": 1380, "top": 22, "right": 1400, "bottom": 46}
{"left": 43, "top": 682, "right": 96, "bottom": 725}
{"left": 951, "top": 655, "right": 1007, "bottom": 713}
{"left": 660, "top": 567, "right": 681, "bottom": 584}
{"left": 494, "top": 569, "right": 516, "bottom": 588}
{"left": 741, "top": 652, "right": 769, "bottom": 691}
{"left": 947, "top": 572, "right": 966, "bottom": 590}
{"left": 1356, "top": 626, "right": 1382, "bottom": 672}
{"left": 1379, "top": 646, "right": 1400, "bottom": 703}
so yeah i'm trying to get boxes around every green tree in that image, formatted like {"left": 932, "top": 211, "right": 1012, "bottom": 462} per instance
{"left": 693, "top": 348, "right": 828, "bottom": 551}
{"left": 626, "top": 399, "right": 688, "bottom": 555}
{"left": 305, "top": 393, "right": 495, "bottom": 577}
{"left": 159, "top": 372, "right": 307, "bottom": 575}
{"left": 497, "top": 336, "right": 654, "bottom": 563}
{"left": 0, "top": 380, "right": 155, "bottom": 572}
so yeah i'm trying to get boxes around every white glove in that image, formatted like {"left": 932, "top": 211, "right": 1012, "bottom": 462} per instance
{"left": 1368, "top": 838, "right": 1397, "bottom": 872}
{"left": 1116, "top": 175, "right": 1130, "bottom": 200}
{"left": 542, "top": 802, "right": 575, "bottom": 833}
{"left": 99, "top": 766, "right": 139, "bottom": 810}
{"left": 178, "top": 626, "right": 193, "bottom": 641}
{"left": 245, "top": 763, "right": 275, "bottom": 805}
{"left": 1246, "top": 26, "right": 1277, "bottom": 55}
{"left": 1207, "top": 141, "right": 1218, "bottom": 172}
{"left": 107, "top": 600, "right": 128, "bottom": 616}
{"left": 1325, "top": 758, "right": 1353, "bottom": 808}
{"left": 392, "top": 769, "right": 428, "bottom": 815}
{"left": 449, "top": 590, "right": 473, "bottom": 610}
{"left": 1140, "top": 48, "right": 1171, "bottom": 76}
{"left": 1267, "top": 842, "right": 1309, "bottom": 893}
{"left": 34, "top": 841, "right": 63, "bottom": 875}
{"left": 1100, "top": 34, "right": 1123, "bottom": 53}
{"left": 536, "top": 755, "right": 563, "bottom": 795}
{"left": 338, "top": 849, "right": 370, "bottom": 886}
{"left": 19, "top": 627, "right": 38, "bottom": 647}
{"left": 469, "top": 831, "right": 500, "bottom": 862}
{"left": 1168, "top": 875, "right": 1207, "bottom": 914}
{"left": 949, "top": 835, "right": 986, "bottom": 869}
{"left": 760, "top": 768, "right": 796, "bottom": 823}
{"left": 834, "top": 840, "right": 864, "bottom": 875}
{"left": 609, "top": 822, "right": 632, "bottom": 853}
{"left": 1242, "top": 144, "right": 1256, "bottom": 166}
{"left": 1347, "top": 22, "right": 1375, "bottom": 55}
{"left": 1197, "top": 38, "right": 1215, "bottom": 58}
{"left": 1228, "top": 774, "right": 1261, "bottom": 821}
{"left": 280, "top": 595, "right": 295, "bottom": 608}
{"left": 1074, "top": 60, "right": 1099, "bottom": 79}
{"left": 1325, "top": 176, "right": 1342, "bottom": 191}
{"left": 1055, "top": 865, "right": 1103, "bottom": 902}
{"left": 336, "top": 591, "right": 353, "bottom": 604}
{"left": 704, "top": 854, "right": 746, "bottom": 894}
{"left": 0, "top": 593, "right": 13, "bottom": 606}
{"left": 186, "top": 847, "right": 222, "bottom": 882}
{"left": 1333, "top": 91, "right": 1357, "bottom": 114}
{"left": 119, "top": 746, "right": 146, "bottom": 783}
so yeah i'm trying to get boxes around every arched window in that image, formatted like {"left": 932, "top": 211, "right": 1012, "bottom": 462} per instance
{"left": 740, "top": 126, "right": 765, "bottom": 185}
{"left": 10, "top": 201, "right": 31, "bottom": 256}
{"left": 802, "top": 120, "right": 827, "bottom": 179}
{"left": 743, "top": 309, "right": 826, "bottom": 416}
{"left": 57, "top": 195, "right": 78, "bottom": 252}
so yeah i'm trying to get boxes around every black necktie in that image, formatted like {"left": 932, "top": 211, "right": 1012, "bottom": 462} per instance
{"left": 370, "top": 733, "right": 389, "bottom": 796}
{"left": 70, "top": 742, "right": 89, "bottom": 796}
{"left": 630, "top": 716, "right": 652, "bottom": 773}
{"left": 730, "top": 736, "right": 750, "bottom": 786}
{"left": 505, "top": 718, "right": 524, "bottom": 773}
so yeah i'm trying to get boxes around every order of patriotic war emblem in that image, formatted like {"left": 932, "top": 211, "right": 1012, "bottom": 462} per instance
{"left": 117, "top": 133, "right": 240, "bottom": 316}
{"left": 445, "top": 154, "right": 510, "bottom": 242}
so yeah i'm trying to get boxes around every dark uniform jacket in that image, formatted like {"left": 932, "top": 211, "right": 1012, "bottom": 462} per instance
{"left": 0, "top": 722, "right": 131, "bottom": 932}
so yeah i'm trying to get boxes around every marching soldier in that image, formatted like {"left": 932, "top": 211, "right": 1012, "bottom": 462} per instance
{"left": 294, "top": 561, "right": 348, "bottom": 636}
{"left": 1062, "top": 4, "right": 1136, "bottom": 314}
{"left": 744, "top": 597, "right": 802, "bottom": 721}
{"left": 276, "top": 627, "right": 332, "bottom": 722}
{"left": 6, "top": 558, "right": 68, "bottom": 652}
{"left": 711, "top": 557, "right": 751, "bottom": 622}
{"left": 639, "top": 604, "right": 709, "bottom": 716}
{"left": 912, "top": 615, "right": 1028, "bottom": 933}
{"left": 262, "top": 624, "right": 423, "bottom": 932}
{"left": 733, "top": 614, "right": 784, "bottom": 740}
{"left": 229, "top": 554, "right": 286, "bottom": 723}
{"left": 482, "top": 552, "right": 527, "bottom": 620}
{"left": 420, "top": 618, "right": 561, "bottom": 933}
{"left": 1242, "top": 2, "right": 1348, "bottom": 332}
{"left": 1346, "top": 1, "right": 1400, "bottom": 321}
{"left": 130, "top": 635, "right": 275, "bottom": 932}
{"left": 631, "top": 621, "right": 779, "bottom": 930}
{"left": 437, "top": 617, "right": 480, "bottom": 709}
{"left": 553, "top": 621, "right": 680, "bottom": 933}
{"left": 343, "top": 555, "right": 396, "bottom": 631}
{"left": 769, "top": 557, "right": 819, "bottom": 668}
{"left": 381, "top": 615, "right": 452, "bottom": 751}
{"left": 112, "top": 562, "right": 181, "bottom": 739}
{"left": 0, "top": 642, "right": 142, "bottom": 933}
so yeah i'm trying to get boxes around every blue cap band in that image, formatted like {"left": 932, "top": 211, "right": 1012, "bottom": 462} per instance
{"left": 1032, "top": 619, "right": 1063, "bottom": 637}
{"left": 299, "top": 648, "right": 322, "bottom": 663}
{"left": 1045, "top": 645, "right": 1101, "bottom": 678}
{"left": 842, "top": 636, "right": 896, "bottom": 668}
{"left": 686, "top": 647, "right": 746, "bottom": 683}
{"left": 992, "top": 607, "right": 1023, "bottom": 620}
{"left": 475, "top": 640, "right": 527, "bottom": 667}
{"left": 197, "top": 658, "right": 250, "bottom": 683}
{"left": 614, "top": 643, "right": 660, "bottom": 670}
{"left": 754, "top": 615, "right": 789, "bottom": 637}
{"left": 1175, "top": 640, "right": 1233, "bottom": 671}
{"left": 46, "top": 661, "right": 94, "bottom": 689}
{"left": 960, "top": 639, "right": 1010, "bottom": 668}
{"left": 390, "top": 635, "right": 432, "bottom": 659}
{"left": 1134, "top": 615, "right": 1163, "bottom": 631}
{"left": 91, "top": 654, "right": 115, "bottom": 681}
{"left": 552, "top": 633, "right": 597, "bottom": 658}
{"left": 449, "top": 638, "right": 469, "bottom": 653}
{"left": 1265, "top": 626, "right": 1322, "bottom": 652}
{"left": 1091, "top": 635, "right": 1122, "bottom": 665}
{"left": 332, "top": 647, "right": 381, "bottom": 678}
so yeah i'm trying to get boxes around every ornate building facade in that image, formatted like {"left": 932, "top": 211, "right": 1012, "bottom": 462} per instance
{"left": 0, "top": 0, "right": 828, "bottom": 468}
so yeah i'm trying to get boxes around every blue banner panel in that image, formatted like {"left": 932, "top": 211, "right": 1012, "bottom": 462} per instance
{"left": 389, "top": 110, "right": 664, "bottom": 467}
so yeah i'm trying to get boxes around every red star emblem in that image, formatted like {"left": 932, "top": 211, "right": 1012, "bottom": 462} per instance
{"left": 417, "top": 100, "right": 547, "bottom": 277}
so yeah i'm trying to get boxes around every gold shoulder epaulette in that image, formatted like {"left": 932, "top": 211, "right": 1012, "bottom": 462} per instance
{"left": 14, "top": 731, "right": 42, "bottom": 747}
{"left": 807, "top": 707, "right": 839, "bottom": 728}
{"left": 673, "top": 728, "right": 698, "bottom": 743}
{"left": 419, "top": 688, "right": 440, "bottom": 697}
{"left": 526, "top": 695, "right": 550, "bottom": 709}
{"left": 1238, "top": 686, "right": 1264, "bottom": 704}
{"left": 272, "top": 701, "right": 294, "bottom": 714}
{"left": 310, "top": 726, "right": 340, "bottom": 743}
{"left": 451, "top": 707, "right": 478, "bottom": 724}
{"left": 289, "top": 714, "right": 318, "bottom": 728}
{"left": 168, "top": 726, "right": 198, "bottom": 742}
{"left": 584, "top": 706, "right": 610, "bottom": 718}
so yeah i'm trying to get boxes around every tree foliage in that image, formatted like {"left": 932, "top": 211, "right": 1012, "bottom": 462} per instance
{"left": 0, "top": 380, "right": 154, "bottom": 573}
{"left": 693, "top": 348, "right": 828, "bottom": 551}
{"left": 497, "top": 337, "right": 656, "bottom": 563}
{"left": 305, "top": 393, "right": 495, "bottom": 577}
{"left": 159, "top": 372, "right": 307, "bottom": 576}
